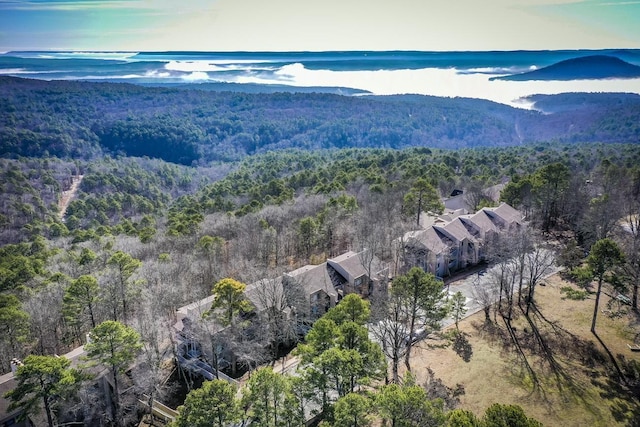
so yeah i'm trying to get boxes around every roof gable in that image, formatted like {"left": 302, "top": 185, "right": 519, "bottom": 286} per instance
{"left": 441, "top": 218, "right": 477, "bottom": 242}
{"left": 487, "top": 202, "right": 523, "bottom": 225}
{"left": 328, "top": 251, "right": 367, "bottom": 282}
{"left": 285, "top": 263, "right": 339, "bottom": 299}
{"left": 466, "top": 210, "right": 500, "bottom": 234}
{"left": 404, "top": 227, "right": 449, "bottom": 254}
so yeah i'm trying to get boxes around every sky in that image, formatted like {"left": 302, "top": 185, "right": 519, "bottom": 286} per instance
{"left": 0, "top": 0, "right": 639, "bottom": 52}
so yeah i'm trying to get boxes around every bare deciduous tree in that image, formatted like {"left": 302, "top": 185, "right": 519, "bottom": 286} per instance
{"left": 464, "top": 179, "right": 493, "bottom": 211}
{"left": 369, "top": 291, "right": 409, "bottom": 384}
{"left": 486, "top": 232, "right": 518, "bottom": 321}
{"left": 250, "top": 276, "right": 303, "bottom": 361}
{"left": 471, "top": 271, "right": 498, "bottom": 323}
{"left": 131, "top": 286, "right": 174, "bottom": 418}
{"left": 25, "top": 282, "right": 65, "bottom": 355}
{"left": 523, "top": 242, "right": 556, "bottom": 316}
{"left": 618, "top": 168, "right": 640, "bottom": 311}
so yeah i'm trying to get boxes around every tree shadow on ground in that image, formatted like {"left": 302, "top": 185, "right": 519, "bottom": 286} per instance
{"left": 471, "top": 316, "right": 541, "bottom": 393}
{"left": 525, "top": 304, "right": 608, "bottom": 413}
{"left": 452, "top": 331, "right": 473, "bottom": 362}
{"left": 530, "top": 302, "right": 632, "bottom": 385}
{"left": 423, "top": 367, "right": 465, "bottom": 411}
{"left": 475, "top": 308, "right": 598, "bottom": 401}
{"left": 473, "top": 300, "right": 640, "bottom": 423}
{"left": 529, "top": 302, "right": 640, "bottom": 422}
{"left": 590, "top": 353, "right": 640, "bottom": 425}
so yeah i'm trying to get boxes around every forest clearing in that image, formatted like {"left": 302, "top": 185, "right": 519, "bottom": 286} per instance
{"left": 412, "top": 273, "right": 640, "bottom": 426}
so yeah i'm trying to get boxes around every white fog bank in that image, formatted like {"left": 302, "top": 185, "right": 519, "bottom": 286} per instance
{"left": 226, "top": 63, "right": 640, "bottom": 109}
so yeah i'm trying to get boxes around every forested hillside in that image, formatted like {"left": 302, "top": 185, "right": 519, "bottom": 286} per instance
{"left": 1, "top": 76, "right": 640, "bottom": 426}
{"left": 494, "top": 55, "right": 640, "bottom": 80}
{"left": 2, "top": 77, "right": 639, "bottom": 165}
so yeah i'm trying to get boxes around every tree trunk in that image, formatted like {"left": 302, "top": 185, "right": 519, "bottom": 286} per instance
{"left": 404, "top": 308, "right": 416, "bottom": 372}
{"left": 392, "top": 354, "right": 399, "bottom": 384}
{"left": 416, "top": 191, "right": 422, "bottom": 227}
{"left": 321, "top": 366, "right": 328, "bottom": 412}
{"left": 273, "top": 395, "right": 279, "bottom": 427}
{"left": 43, "top": 395, "right": 54, "bottom": 427}
{"left": 146, "top": 391, "right": 154, "bottom": 418}
{"left": 210, "top": 337, "right": 220, "bottom": 379}
{"left": 507, "top": 269, "right": 517, "bottom": 321}
{"left": 517, "top": 257, "right": 525, "bottom": 308}
{"left": 591, "top": 278, "right": 603, "bottom": 334}
{"left": 404, "top": 278, "right": 420, "bottom": 372}
{"left": 112, "top": 366, "right": 121, "bottom": 427}
{"left": 88, "top": 301, "right": 96, "bottom": 329}
{"left": 497, "top": 270, "right": 505, "bottom": 316}
{"left": 119, "top": 274, "right": 128, "bottom": 325}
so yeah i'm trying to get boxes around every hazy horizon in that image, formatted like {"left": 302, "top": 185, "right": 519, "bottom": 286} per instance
{"left": 3, "top": 50, "right": 640, "bottom": 109}
{"left": 1, "top": 0, "right": 639, "bottom": 52}
{"left": 4, "top": 48, "right": 640, "bottom": 54}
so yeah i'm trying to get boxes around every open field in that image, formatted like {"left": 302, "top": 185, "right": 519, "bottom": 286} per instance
{"left": 407, "top": 273, "right": 640, "bottom": 427}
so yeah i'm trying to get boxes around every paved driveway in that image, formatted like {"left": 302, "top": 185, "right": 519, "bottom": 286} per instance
{"left": 440, "top": 254, "right": 559, "bottom": 329}
{"left": 441, "top": 267, "right": 494, "bottom": 329}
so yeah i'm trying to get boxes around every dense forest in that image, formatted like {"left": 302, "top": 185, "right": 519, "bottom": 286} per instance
{"left": 1, "top": 77, "right": 640, "bottom": 426}
{"left": 2, "top": 77, "right": 639, "bottom": 163}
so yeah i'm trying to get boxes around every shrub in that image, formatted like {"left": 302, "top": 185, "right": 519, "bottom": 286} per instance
{"left": 568, "top": 266, "right": 593, "bottom": 288}
{"left": 560, "top": 286, "right": 589, "bottom": 301}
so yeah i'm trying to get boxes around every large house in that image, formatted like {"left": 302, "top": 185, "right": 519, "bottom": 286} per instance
{"left": 397, "top": 202, "right": 524, "bottom": 277}
{"left": 173, "top": 203, "right": 523, "bottom": 380}
{"left": 173, "top": 249, "right": 388, "bottom": 378}
{"left": 174, "top": 249, "right": 388, "bottom": 333}
{"left": 282, "top": 250, "right": 389, "bottom": 319}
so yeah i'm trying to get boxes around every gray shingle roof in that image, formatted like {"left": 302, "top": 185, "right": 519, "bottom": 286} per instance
{"left": 440, "top": 217, "right": 477, "bottom": 243}
{"left": 328, "top": 251, "right": 367, "bottom": 281}
{"left": 486, "top": 202, "right": 523, "bottom": 225}
{"left": 402, "top": 203, "right": 522, "bottom": 256}
{"left": 404, "top": 227, "right": 450, "bottom": 254}
{"left": 285, "top": 263, "right": 339, "bottom": 299}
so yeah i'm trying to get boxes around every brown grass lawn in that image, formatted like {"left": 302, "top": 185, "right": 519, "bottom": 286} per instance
{"left": 406, "top": 274, "right": 640, "bottom": 427}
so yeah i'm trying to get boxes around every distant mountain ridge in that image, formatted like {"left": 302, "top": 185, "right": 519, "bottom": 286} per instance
{"left": 493, "top": 55, "right": 640, "bottom": 81}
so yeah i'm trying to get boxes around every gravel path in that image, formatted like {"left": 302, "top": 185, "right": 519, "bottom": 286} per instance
{"left": 58, "top": 174, "right": 83, "bottom": 221}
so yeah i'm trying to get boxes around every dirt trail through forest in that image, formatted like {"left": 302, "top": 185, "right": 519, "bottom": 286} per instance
{"left": 58, "top": 175, "right": 83, "bottom": 221}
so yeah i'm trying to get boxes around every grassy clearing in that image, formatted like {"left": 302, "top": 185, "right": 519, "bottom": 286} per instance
{"left": 406, "top": 274, "right": 640, "bottom": 427}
